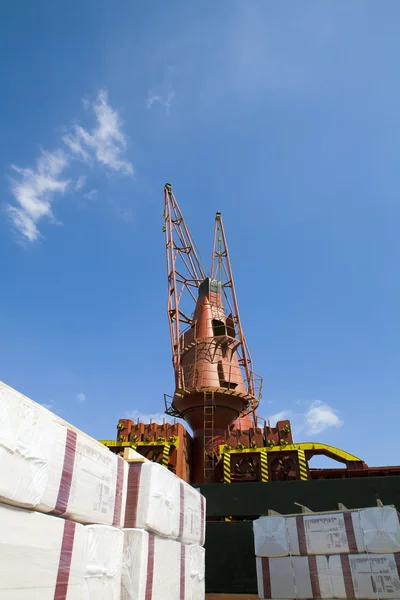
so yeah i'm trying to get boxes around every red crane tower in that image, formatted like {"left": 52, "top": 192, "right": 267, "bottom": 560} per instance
{"left": 163, "top": 183, "right": 263, "bottom": 483}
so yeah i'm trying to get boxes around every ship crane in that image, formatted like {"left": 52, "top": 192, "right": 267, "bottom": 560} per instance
{"left": 163, "top": 183, "right": 263, "bottom": 483}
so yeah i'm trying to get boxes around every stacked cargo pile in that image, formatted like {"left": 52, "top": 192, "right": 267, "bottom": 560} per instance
{"left": 253, "top": 504, "right": 400, "bottom": 599}
{"left": 121, "top": 450, "right": 206, "bottom": 600}
{"left": 0, "top": 381, "right": 205, "bottom": 599}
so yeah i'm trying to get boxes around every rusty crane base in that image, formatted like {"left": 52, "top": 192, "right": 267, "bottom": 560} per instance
{"left": 100, "top": 416, "right": 400, "bottom": 484}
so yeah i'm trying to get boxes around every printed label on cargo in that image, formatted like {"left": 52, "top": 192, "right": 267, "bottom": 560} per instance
{"left": 67, "top": 440, "right": 117, "bottom": 522}
{"left": 350, "top": 555, "right": 400, "bottom": 598}
{"left": 304, "top": 515, "right": 349, "bottom": 553}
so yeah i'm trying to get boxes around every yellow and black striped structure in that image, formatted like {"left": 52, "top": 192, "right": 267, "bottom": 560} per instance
{"left": 99, "top": 438, "right": 179, "bottom": 471}
{"left": 260, "top": 451, "right": 269, "bottom": 482}
{"left": 223, "top": 452, "right": 231, "bottom": 483}
{"left": 162, "top": 442, "right": 171, "bottom": 468}
{"left": 219, "top": 442, "right": 363, "bottom": 483}
{"left": 297, "top": 448, "right": 308, "bottom": 480}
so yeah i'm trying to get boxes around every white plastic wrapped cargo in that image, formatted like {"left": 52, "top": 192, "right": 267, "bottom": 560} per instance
{"left": 185, "top": 544, "right": 206, "bottom": 600}
{"left": 182, "top": 482, "right": 206, "bottom": 545}
{"left": 256, "top": 556, "right": 331, "bottom": 599}
{"left": 121, "top": 529, "right": 205, "bottom": 600}
{"left": 0, "top": 502, "right": 86, "bottom": 599}
{"left": 0, "top": 381, "right": 128, "bottom": 526}
{"left": 124, "top": 461, "right": 206, "bottom": 545}
{"left": 329, "top": 553, "right": 400, "bottom": 599}
{"left": 83, "top": 525, "right": 124, "bottom": 600}
{"left": 254, "top": 506, "right": 400, "bottom": 557}
{"left": 253, "top": 516, "right": 290, "bottom": 557}
{"left": 121, "top": 529, "right": 180, "bottom": 600}
{"left": 359, "top": 506, "right": 400, "bottom": 553}
{"left": 286, "top": 512, "right": 364, "bottom": 557}
{"left": 253, "top": 513, "right": 363, "bottom": 557}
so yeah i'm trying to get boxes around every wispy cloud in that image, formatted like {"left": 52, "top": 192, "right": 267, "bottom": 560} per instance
{"left": 125, "top": 409, "right": 191, "bottom": 433}
{"left": 76, "top": 391, "right": 86, "bottom": 403}
{"left": 268, "top": 410, "right": 292, "bottom": 424}
{"left": 7, "top": 149, "right": 70, "bottom": 242}
{"left": 83, "top": 189, "right": 97, "bottom": 201}
{"left": 146, "top": 89, "right": 175, "bottom": 116}
{"left": 63, "top": 90, "right": 133, "bottom": 175}
{"left": 74, "top": 175, "right": 86, "bottom": 191}
{"left": 146, "top": 66, "right": 176, "bottom": 116}
{"left": 266, "top": 400, "right": 342, "bottom": 437}
{"left": 6, "top": 89, "right": 133, "bottom": 241}
{"left": 40, "top": 399, "right": 64, "bottom": 415}
{"left": 126, "top": 409, "right": 174, "bottom": 424}
{"left": 146, "top": 94, "right": 162, "bottom": 108}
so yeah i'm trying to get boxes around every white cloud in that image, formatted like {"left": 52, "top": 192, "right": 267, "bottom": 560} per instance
{"left": 126, "top": 409, "right": 174, "bottom": 424}
{"left": 82, "top": 96, "right": 90, "bottom": 111}
{"left": 146, "top": 88, "right": 175, "bottom": 116}
{"left": 146, "top": 66, "right": 176, "bottom": 116}
{"left": 83, "top": 188, "right": 97, "bottom": 201}
{"left": 6, "top": 88, "right": 133, "bottom": 242}
{"left": 63, "top": 89, "right": 133, "bottom": 175}
{"left": 146, "top": 94, "right": 162, "bottom": 109}
{"left": 126, "top": 409, "right": 191, "bottom": 433}
{"left": 74, "top": 175, "right": 86, "bottom": 191}
{"left": 304, "top": 401, "right": 343, "bottom": 434}
{"left": 268, "top": 410, "right": 292, "bottom": 424}
{"left": 40, "top": 400, "right": 64, "bottom": 415}
{"left": 76, "top": 392, "right": 86, "bottom": 403}
{"left": 62, "top": 134, "right": 90, "bottom": 161}
{"left": 265, "top": 400, "right": 343, "bottom": 437}
{"left": 7, "top": 149, "right": 70, "bottom": 241}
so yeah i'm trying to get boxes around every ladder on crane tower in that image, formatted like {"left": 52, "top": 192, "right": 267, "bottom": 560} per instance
{"left": 203, "top": 391, "right": 216, "bottom": 483}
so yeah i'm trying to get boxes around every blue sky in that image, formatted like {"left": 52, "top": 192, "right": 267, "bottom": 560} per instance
{"left": 1, "top": 1, "right": 399, "bottom": 468}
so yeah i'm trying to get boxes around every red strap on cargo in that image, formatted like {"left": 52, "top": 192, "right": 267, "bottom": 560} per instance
{"left": 145, "top": 534, "right": 155, "bottom": 600}
{"left": 180, "top": 543, "right": 186, "bottom": 600}
{"left": 395, "top": 554, "right": 400, "bottom": 577}
{"left": 308, "top": 556, "right": 321, "bottom": 598}
{"left": 340, "top": 555, "right": 355, "bottom": 599}
{"left": 296, "top": 515, "right": 307, "bottom": 555}
{"left": 261, "top": 557, "right": 271, "bottom": 599}
{"left": 54, "top": 519, "right": 76, "bottom": 600}
{"left": 343, "top": 512, "right": 358, "bottom": 553}
{"left": 112, "top": 456, "right": 125, "bottom": 526}
{"left": 52, "top": 429, "right": 77, "bottom": 516}
{"left": 124, "top": 463, "right": 142, "bottom": 528}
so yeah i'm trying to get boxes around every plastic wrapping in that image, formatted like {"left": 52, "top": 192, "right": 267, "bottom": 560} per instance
{"left": 121, "top": 528, "right": 205, "bottom": 600}
{"left": 256, "top": 556, "right": 331, "bottom": 599}
{"left": 254, "top": 516, "right": 290, "bottom": 557}
{"left": 329, "top": 553, "right": 400, "bottom": 599}
{"left": 0, "top": 501, "right": 86, "bottom": 599}
{"left": 0, "top": 381, "right": 128, "bottom": 526}
{"left": 83, "top": 525, "right": 124, "bottom": 600}
{"left": 124, "top": 462, "right": 206, "bottom": 545}
{"left": 185, "top": 543, "right": 206, "bottom": 600}
{"left": 359, "top": 506, "right": 400, "bottom": 553}
{"left": 254, "top": 513, "right": 363, "bottom": 558}
{"left": 254, "top": 507, "right": 400, "bottom": 557}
